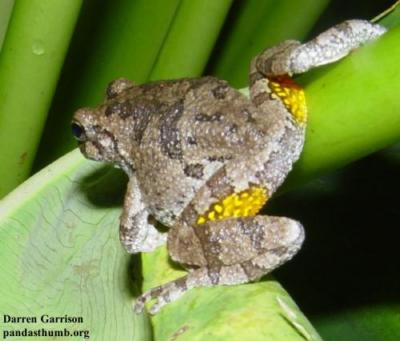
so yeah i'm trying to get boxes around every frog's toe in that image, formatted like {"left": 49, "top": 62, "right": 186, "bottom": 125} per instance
{"left": 140, "top": 229, "right": 167, "bottom": 253}
{"left": 133, "top": 292, "right": 152, "bottom": 314}
{"left": 134, "top": 276, "right": 192, "bottom": 314}
{"left": 133, "top": 284, "right": 169, "bottom": 314}
{"left": 148, "top": 298, "right": 167, "bottom": 315}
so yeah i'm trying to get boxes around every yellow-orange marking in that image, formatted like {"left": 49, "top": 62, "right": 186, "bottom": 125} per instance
{"left": 268, "top": 76, "right": 307, "bottom": 124}
{"left": 196, "top": 186, "right": 268, "bottom": 225}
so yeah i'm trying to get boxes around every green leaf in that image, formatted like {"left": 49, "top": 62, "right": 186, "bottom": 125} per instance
{"left": 0, "top": 150, "right": 150, "bottom": 340}
{"left": 315, "top": 305, "right": 400, "bottom": 340}
{"left": 142, "top": 247, "right": 321, "bottom": 340}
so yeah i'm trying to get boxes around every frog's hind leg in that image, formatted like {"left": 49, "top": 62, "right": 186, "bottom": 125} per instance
{"left": 251, "top": 19, "right": 386, "bottom": 79}
{"left": 134, "top": 215, "right": 304, "bottom": 314}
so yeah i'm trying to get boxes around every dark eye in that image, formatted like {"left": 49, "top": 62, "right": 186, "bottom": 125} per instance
{"left": 71, "top": 122, "right": 86, "bottom": 142}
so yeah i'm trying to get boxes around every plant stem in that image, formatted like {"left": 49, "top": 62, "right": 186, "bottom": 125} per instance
{"left": 0, "top": 0, "right": 14, "bottom": 50}
{"left": 211, "top": 0, "right": 330, "bottom": 87}
{"left": 285, "top": 25, "right": 400, "bottom": 189}
{"left": 0, "top": 0, "right": 82, "bottom": 198}
{"left": 149, "top": 0, "right": 233, "bottom": 80}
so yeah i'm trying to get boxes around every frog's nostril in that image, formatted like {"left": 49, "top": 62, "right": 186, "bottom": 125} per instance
{"left": 71, "top": 122, "right": 86, "bottom": 142}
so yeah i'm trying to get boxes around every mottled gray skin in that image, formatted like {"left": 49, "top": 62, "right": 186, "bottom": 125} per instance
{"left": 72, "top": 20, "right": 386, "bottom": 314}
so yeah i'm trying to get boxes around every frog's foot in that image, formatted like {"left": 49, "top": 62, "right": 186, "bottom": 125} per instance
{"left": 133, "top": 270, "right": 209, "bottom": 315}
{"left": 134, "top": 264, "right": 256, "bottom": 314}
{"left": 121, "top": 223, "right": 167, "bottom": 253}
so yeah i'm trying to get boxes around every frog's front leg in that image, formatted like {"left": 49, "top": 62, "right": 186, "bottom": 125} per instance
{"left": 120, "top": 176, "right": 166, "bottom": 253}
{"left": 254, "top": 19, "right": 386, "bottom": 77}
{"left": 134, "top": 216, "right": 304, "bottom": 314}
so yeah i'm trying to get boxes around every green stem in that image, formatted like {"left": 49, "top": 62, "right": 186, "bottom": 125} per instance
{"left": 0, "top": 0, "right": 14, "bottom": 50}
{"left": 150, "top": 0, "right": 233, "bottom": 80}
{"left": 285, "top": 25, "right": 400, "bottom": 188}
{"left": 211, "top": 0, "right": 330, "bottom": 87}
{"left": 0, "top": 0, "right": 82, "bottom": 198}
{"left": 374, "top": 0, "right": 400, "bottom": 29}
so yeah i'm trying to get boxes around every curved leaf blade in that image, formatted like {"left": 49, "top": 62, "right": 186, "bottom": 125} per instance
{"left": 0, "top": 150, "right": 149, "bottom": 340}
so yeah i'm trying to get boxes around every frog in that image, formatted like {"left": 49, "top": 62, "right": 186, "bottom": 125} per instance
{"left": 71, "top": 20, "right": 386, "bottom": 314}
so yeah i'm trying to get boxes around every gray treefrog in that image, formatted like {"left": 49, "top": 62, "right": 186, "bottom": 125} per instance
{"left": 71, "top": 20, "right": 386, "bottom": 314}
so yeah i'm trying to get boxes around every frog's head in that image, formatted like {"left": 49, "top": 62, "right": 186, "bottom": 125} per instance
{"left": 71, "top": 107, "right": 117, "bottom": 162}
{"left": 71, "top": 78, "right": 137, "bottom": 174}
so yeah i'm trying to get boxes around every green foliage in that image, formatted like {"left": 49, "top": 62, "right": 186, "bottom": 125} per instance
{"left": 0, "top": 0, "right": 82, "bottom": 197}
{"left": 143, "top": 246, "right": 321, "bottom": 340}
{"left": 149, "top": 0, "right": 234, "bottom": 80}
{"left": 0, "top": 153, "right": 149, "bottom": 340}
{"left": 0, "top": 1, "right": 399, "bottom": 340}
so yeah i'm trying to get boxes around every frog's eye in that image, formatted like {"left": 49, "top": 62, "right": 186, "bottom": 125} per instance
{"left": 71, "top": 122, "right": 86, "bottom": 142}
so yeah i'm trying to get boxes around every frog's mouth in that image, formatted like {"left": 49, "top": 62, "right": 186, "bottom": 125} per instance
{"left": 78, "top": 140, "right": 103, "bottom": 162}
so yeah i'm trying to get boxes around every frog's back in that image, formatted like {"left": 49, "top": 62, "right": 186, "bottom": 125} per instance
{"left": 133, "top": 76, "right": 271, "bottom": 226}
{"left": 136, "top": 76, "right": 272, "bottom": 159}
